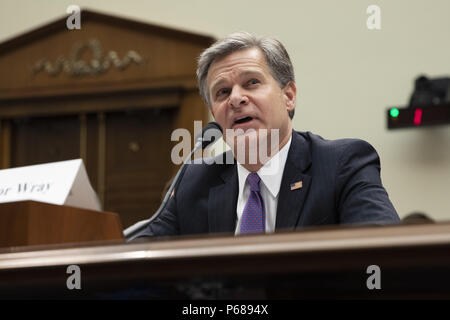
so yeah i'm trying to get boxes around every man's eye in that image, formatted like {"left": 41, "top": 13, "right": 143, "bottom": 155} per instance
{"left": 247, "top": 79, "right": 260, "bottom": 85}
{"left": 216, "top": 88, "right": 230, "bottom": 97}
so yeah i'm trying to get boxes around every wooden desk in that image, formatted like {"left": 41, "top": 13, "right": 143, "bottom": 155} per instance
{"left": 1, "top": 222, "right": 450, "bottom": 299}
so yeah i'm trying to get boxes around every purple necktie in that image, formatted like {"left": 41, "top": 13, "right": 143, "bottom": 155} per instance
{"left": 239, "top": 173, "right": 265, "bottom": 234}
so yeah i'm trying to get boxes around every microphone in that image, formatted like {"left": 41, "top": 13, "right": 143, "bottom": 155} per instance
{"left": 124, "top": 122, "right": 223, "bottom": 240}
{"left": 194, "top": 121, "right": 223, "bottom": 149}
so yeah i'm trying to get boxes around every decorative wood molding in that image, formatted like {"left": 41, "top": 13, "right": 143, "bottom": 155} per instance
{"left": 0, "top": 9, "right": 214, "bottom": 101}
{"left": 31, "top": 39, "right": 144, "bottom": 77}
{"left": 0, "top": 90, "right": 181, "bottom": 118}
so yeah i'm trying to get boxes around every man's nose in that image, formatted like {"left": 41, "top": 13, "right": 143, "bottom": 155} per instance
{"left": 229, "top": 86, "right": 249, "bottom": 109}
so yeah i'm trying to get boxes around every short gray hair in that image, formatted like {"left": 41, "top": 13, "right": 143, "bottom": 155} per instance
{"left": 197, "top": 31, "right": 296, "bottom": 119}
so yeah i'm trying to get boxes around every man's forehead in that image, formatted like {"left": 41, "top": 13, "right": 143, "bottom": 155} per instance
{"left": 218, "top": 46, "right": 261, "bottom": 61}
{"left": 207, "top": 48, "right": 269, "bottom": 85}
{"left": 210, "top": 48, "right": 265, "bottom": 72}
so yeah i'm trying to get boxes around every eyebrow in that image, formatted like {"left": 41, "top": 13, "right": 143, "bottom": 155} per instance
{"left": 210, "top": 70, "right": 264, "bottom": 95}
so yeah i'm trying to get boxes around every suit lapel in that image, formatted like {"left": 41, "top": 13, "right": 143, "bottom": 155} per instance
{"left": 275, "top": 131, "right": 312, "bottom": 231}
{"left": 208, "top": 163, "right": 238, "bottom": 233}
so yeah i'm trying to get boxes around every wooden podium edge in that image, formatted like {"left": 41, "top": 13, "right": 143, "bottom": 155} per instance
{"left": 0, "top": 200, "right": 124, "bottom": 248}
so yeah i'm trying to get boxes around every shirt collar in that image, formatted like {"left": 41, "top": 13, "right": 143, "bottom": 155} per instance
{"left": 237, "top": 134, "right": 292, "bottom": 198}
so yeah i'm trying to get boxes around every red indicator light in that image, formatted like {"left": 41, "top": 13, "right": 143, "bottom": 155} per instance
{"left": 414, "top": 108, "right": 423, "bottom": 126}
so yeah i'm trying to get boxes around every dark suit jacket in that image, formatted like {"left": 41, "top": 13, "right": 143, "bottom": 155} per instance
{"left": 137, "top": 130, "right": 399, "bottom": 238}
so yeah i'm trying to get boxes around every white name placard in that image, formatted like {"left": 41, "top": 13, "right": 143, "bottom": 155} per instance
{"left": 0, "top": 159, "right": 101, "bottom": 211}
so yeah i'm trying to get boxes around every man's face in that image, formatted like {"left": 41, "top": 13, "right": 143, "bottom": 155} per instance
{"left": 206, "top": 47, "right": 296, "bottom": 156}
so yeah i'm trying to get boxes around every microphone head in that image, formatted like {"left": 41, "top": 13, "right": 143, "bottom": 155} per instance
{"left": 199, "top": 122, "right": 223, "bottom": 149}
{"left": 202, "top": 122, "right": 223, "bottom": 134}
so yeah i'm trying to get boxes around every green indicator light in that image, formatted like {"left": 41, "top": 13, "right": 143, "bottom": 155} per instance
{"left": 390, "top": 108, "right": 399, "bottom": 118}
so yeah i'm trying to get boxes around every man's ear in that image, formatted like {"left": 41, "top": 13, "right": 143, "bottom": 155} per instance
{"left": 283, "top": 82, "right": 297, "bottom": 113}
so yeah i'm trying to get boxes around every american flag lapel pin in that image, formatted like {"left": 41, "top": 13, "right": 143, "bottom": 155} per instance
{"left": 290, "top": 181, "right": 303, "bottom": 191}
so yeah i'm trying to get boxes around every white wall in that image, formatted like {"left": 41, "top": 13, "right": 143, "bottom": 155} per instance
{"left": 1, "top": 0, "right": 449, "bottom": 220}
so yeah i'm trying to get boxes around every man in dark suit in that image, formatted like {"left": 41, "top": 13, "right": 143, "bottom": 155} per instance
{"left": 134, "top": 31, "right": 399, "bottom": 239}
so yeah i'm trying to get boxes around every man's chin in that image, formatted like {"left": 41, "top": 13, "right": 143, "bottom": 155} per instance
{"left": 228, "top": 126, "right": 259, "bottom": 135}
{"left": 224, "top": 127, "right": 259, "bottom": 145}
{"left": 223, "top": 128, "right": 280, "bottom": 165}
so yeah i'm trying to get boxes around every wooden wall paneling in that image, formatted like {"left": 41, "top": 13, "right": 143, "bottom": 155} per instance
{"left": 0, "top": 10, "right": 213, "bottom": 227}
{"left": 172, "top": 89, "right": 210, "bottom": 175}
{"left": 0, "top": 120, "right": 1, "bottom": 167}
{"left": 174, "top": 90, "right": 210, "bottom": 135}
{"left": 79, "top": 113, "right": 87, "bottom": 165}
{"left": 10, "top": 115, "right": 81, "bottom": 168}
{"left": 0, "top": 119, "right": 11, "bottom": 169}
{"left": 103, "top": 108, "right": 176, "bottom": 228}
{"left": 97, "top": 112, "right": 106, "bottom": 208}
{"left": 86, "top": 113, "right": 99, "bottom": 194}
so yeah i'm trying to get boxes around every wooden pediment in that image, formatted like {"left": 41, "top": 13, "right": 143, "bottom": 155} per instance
{"left": 0, "top": 9, "right": 214, "bottom": 100}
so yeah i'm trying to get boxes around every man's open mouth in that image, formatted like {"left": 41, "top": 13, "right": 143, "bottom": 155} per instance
{"left": 234, "top": 116, "right": 254, "bottom": 125}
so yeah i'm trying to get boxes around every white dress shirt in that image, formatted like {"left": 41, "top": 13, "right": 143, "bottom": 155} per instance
{"left": 235, "top": 135, "right": 292, "bottom": 234}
